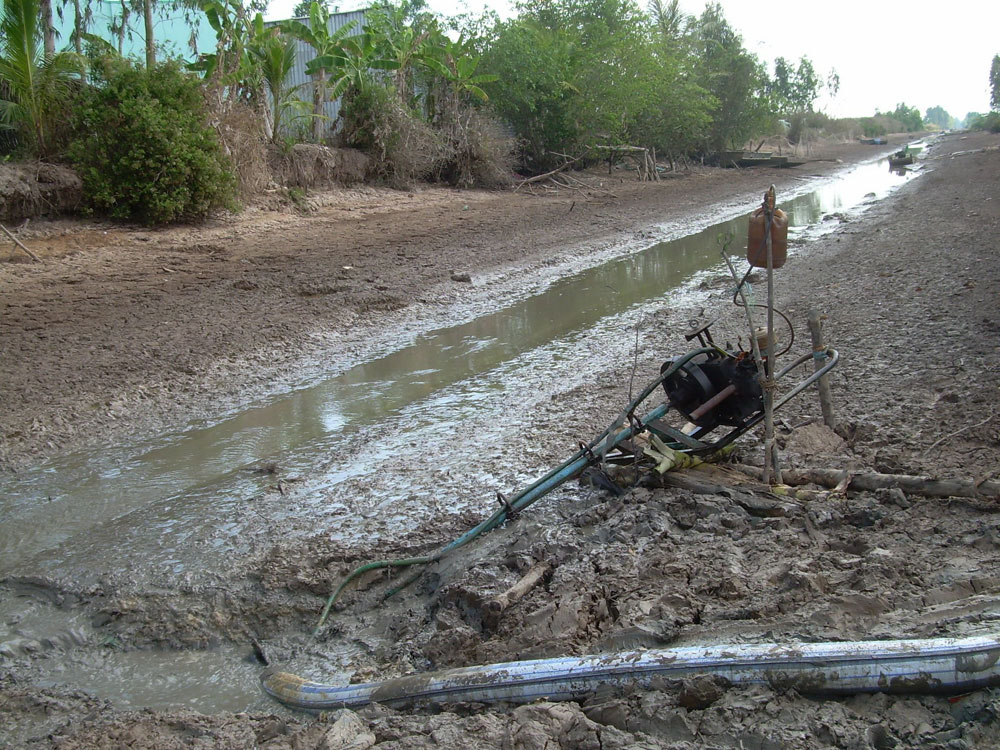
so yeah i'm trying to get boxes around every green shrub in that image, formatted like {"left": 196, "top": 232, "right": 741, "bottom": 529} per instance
{"left": 859, "top": 117, "right": 887, "bottom": 137}
{"left": 971, "top": 112, "right": 1000, "bottom": 133}
{"left": 69, "top": 60, "right": 236, "bottom": 224}
{"left": 338, "top": 81, "right": 445, "bottom": 185}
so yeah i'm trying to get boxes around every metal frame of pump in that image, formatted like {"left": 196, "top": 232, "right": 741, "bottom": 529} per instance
{"left": 645, "top": 334, "right": 838, "bottom": 457}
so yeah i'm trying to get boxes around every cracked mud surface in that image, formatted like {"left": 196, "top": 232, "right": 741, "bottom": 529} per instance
{"left": 2, "top": 132, "right": 999, "bottom": 748}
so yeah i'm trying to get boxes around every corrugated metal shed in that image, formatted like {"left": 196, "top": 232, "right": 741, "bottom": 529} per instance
{"left": 278, "top": 8, "right": 368, "bottom": 134}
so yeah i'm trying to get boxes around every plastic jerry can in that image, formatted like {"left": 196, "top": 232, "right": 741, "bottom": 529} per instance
{"left": 747, "top": 206, "right": 788, "bottom": 269}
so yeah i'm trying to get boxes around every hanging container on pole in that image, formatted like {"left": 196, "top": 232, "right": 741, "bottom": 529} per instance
{"left": 747, "top": 188, "right": 788, "bottom": 269}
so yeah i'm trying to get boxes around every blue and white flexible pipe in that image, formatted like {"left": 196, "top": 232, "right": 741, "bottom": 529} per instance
{"left": 263, "top": 634, "right": 1000, "bottom": 711}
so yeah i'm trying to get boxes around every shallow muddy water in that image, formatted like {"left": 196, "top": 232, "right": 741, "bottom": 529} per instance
{"left": 0, "top": 148, "right": 925, "bottom": 712}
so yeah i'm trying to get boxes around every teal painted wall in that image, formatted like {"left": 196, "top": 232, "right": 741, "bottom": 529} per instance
{"left": 53, "top": 2, "right": 207, "bottom": 60}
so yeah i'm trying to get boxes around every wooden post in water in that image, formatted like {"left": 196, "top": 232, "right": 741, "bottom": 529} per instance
{"left": 807, "top": 309, "right": 836, "bottom": 430}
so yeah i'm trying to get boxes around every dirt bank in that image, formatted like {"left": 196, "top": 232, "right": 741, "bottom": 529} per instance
{"left": 0, "top": 138, "right": 916, "bottom": 470}
{"left": 2, "top": 131, "right": 1000, "bottom": 748}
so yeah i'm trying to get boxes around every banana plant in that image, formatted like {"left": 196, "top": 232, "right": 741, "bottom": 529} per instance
{"left": 190, "top": 0, "right": 252, "bottom": 88}
{"left": 365, "top": 2, "right": 435, "bottom": 104}
{"left": 190, "top": 0, "right": 271, "bottom": 136}
{"left": 279, "top": 1, "right": 358, "bottom": 141}
{"left": 421, "top": 35, "right": 497, "bottom": 122}
{"left": 311, "top": 30, "right": 399, "bottom": 103}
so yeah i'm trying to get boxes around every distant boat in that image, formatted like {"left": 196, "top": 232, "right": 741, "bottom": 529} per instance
{"left": 766, "top": 155, "right": 808, "bottom": 168}
{"left": 716, "top": 150, "right": 745, "bottom": 167}
{"left": 717, "top": 150, "right": 800, "bottom": 168}
{"left": 861, "top": 137, "right": 888, "bottom": 145}
{"left": 887, "top": 148, "right": 914, "bottom": 167}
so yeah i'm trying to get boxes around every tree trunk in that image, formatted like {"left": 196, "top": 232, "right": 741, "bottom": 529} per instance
{"left": 116, "top": 0, "right": 128, "bottom": 56}
{"left": 271, "top": 94, "right": 281, "bottom": 144}
{"left": 312, "top": 68, "right": 326, "bottom": 142}
{"left": 257, "top": 86, "right": 274, "bottom": 144}
{"left": 39, "top": 0, "right": 55, "bottom": 58}
{"left": 143, "top": 0, "right": 156, "bottom": 69}
{"left": 72, "top": 0, "right": 84, "bottom": 55}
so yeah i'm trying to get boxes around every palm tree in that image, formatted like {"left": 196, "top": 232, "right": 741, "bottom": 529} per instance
{"left": 0, "top": 0, "right": 84, "bottom": 157}
{"left": 649, "top": 0, "right": 687, "bottom": 44}
{"left": 249, "top": 27, "right": 302, "bottom": 144}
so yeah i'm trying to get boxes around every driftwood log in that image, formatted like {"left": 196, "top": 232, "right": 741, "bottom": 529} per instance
{"left": 735, "top": 465, "right": 999, "bottom": 500}
{"left": 653, "top": 464, "right": 829, "bottom": 504}
{"left": 481, "top": 561, "right": 550, "bottom": 628}
{"left": 515, "top": 161, "right": 576, "bottom": 188}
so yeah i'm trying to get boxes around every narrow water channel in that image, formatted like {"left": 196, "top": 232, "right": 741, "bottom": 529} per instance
{"left": 0, "top": 147, "right": 924, "bottom": 712}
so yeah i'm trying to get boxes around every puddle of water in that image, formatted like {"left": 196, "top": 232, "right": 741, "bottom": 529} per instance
{"left": 43, "top": 647, "right": 269, "bottom": 713}
{"left": 0, "top": 582, "right": 364, "bottom": 713}
{"left": 0, "top": 153, "right": 922, "bottom": 584}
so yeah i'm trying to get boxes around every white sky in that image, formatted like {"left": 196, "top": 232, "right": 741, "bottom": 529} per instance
{"left": 265, "top": 0, "right": 1000, "bottom": 120}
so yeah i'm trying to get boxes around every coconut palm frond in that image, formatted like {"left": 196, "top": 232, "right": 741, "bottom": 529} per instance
{"left": 0, "top": 0, "right": 84, "bottom": 155}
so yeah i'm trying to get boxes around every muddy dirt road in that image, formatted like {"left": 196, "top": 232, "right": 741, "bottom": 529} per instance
{"left": 2, "top": 132, "right": 1000, "bottom": 748}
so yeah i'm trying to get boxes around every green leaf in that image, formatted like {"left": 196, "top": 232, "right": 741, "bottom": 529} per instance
{"left": 465, "top": 85, "right": 489, "bottom": 102}
{"left": 369, "top": 59, "right": 401, "bottom": 71}
{"left": 421, "top": 57, "right": 450, "bottom": 78}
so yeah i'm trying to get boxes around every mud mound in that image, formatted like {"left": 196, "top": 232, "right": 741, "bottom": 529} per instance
{"left": 0, "top": 162, "right": 82, "bottom": 221}
{"left": 270, "top": 144, "right": 371, "bottom": 188}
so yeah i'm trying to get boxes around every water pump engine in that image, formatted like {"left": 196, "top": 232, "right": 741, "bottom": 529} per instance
{"left": 661, "top": 350, "right": 763, "bottom": 434}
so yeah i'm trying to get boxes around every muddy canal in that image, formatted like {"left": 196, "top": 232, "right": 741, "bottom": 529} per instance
{"left": 0, "top": 147, "right": 926, "bottom": 714}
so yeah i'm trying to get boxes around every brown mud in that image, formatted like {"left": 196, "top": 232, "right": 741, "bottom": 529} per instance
{"left": 2, "top": 131, "right": 1000, "bottom": 748}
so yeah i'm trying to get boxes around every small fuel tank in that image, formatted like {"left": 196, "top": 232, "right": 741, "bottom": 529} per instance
{"left": 747, "top": 205, "right": 787, "bottom": 269}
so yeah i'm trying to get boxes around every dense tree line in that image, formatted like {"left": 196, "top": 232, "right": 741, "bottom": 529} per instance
{"left": 23, "top": 0, "right": 992, "bottom": 225}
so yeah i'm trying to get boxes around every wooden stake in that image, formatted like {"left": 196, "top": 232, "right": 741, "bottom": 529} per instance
{"left": 1, "top": 223, "right": 41, "bottom": 263}
{"left": 807, "top": 309, "right": 836, "bottom": 429}
{"left": 763, "top": 186, "right": 781, "bottom": 485}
